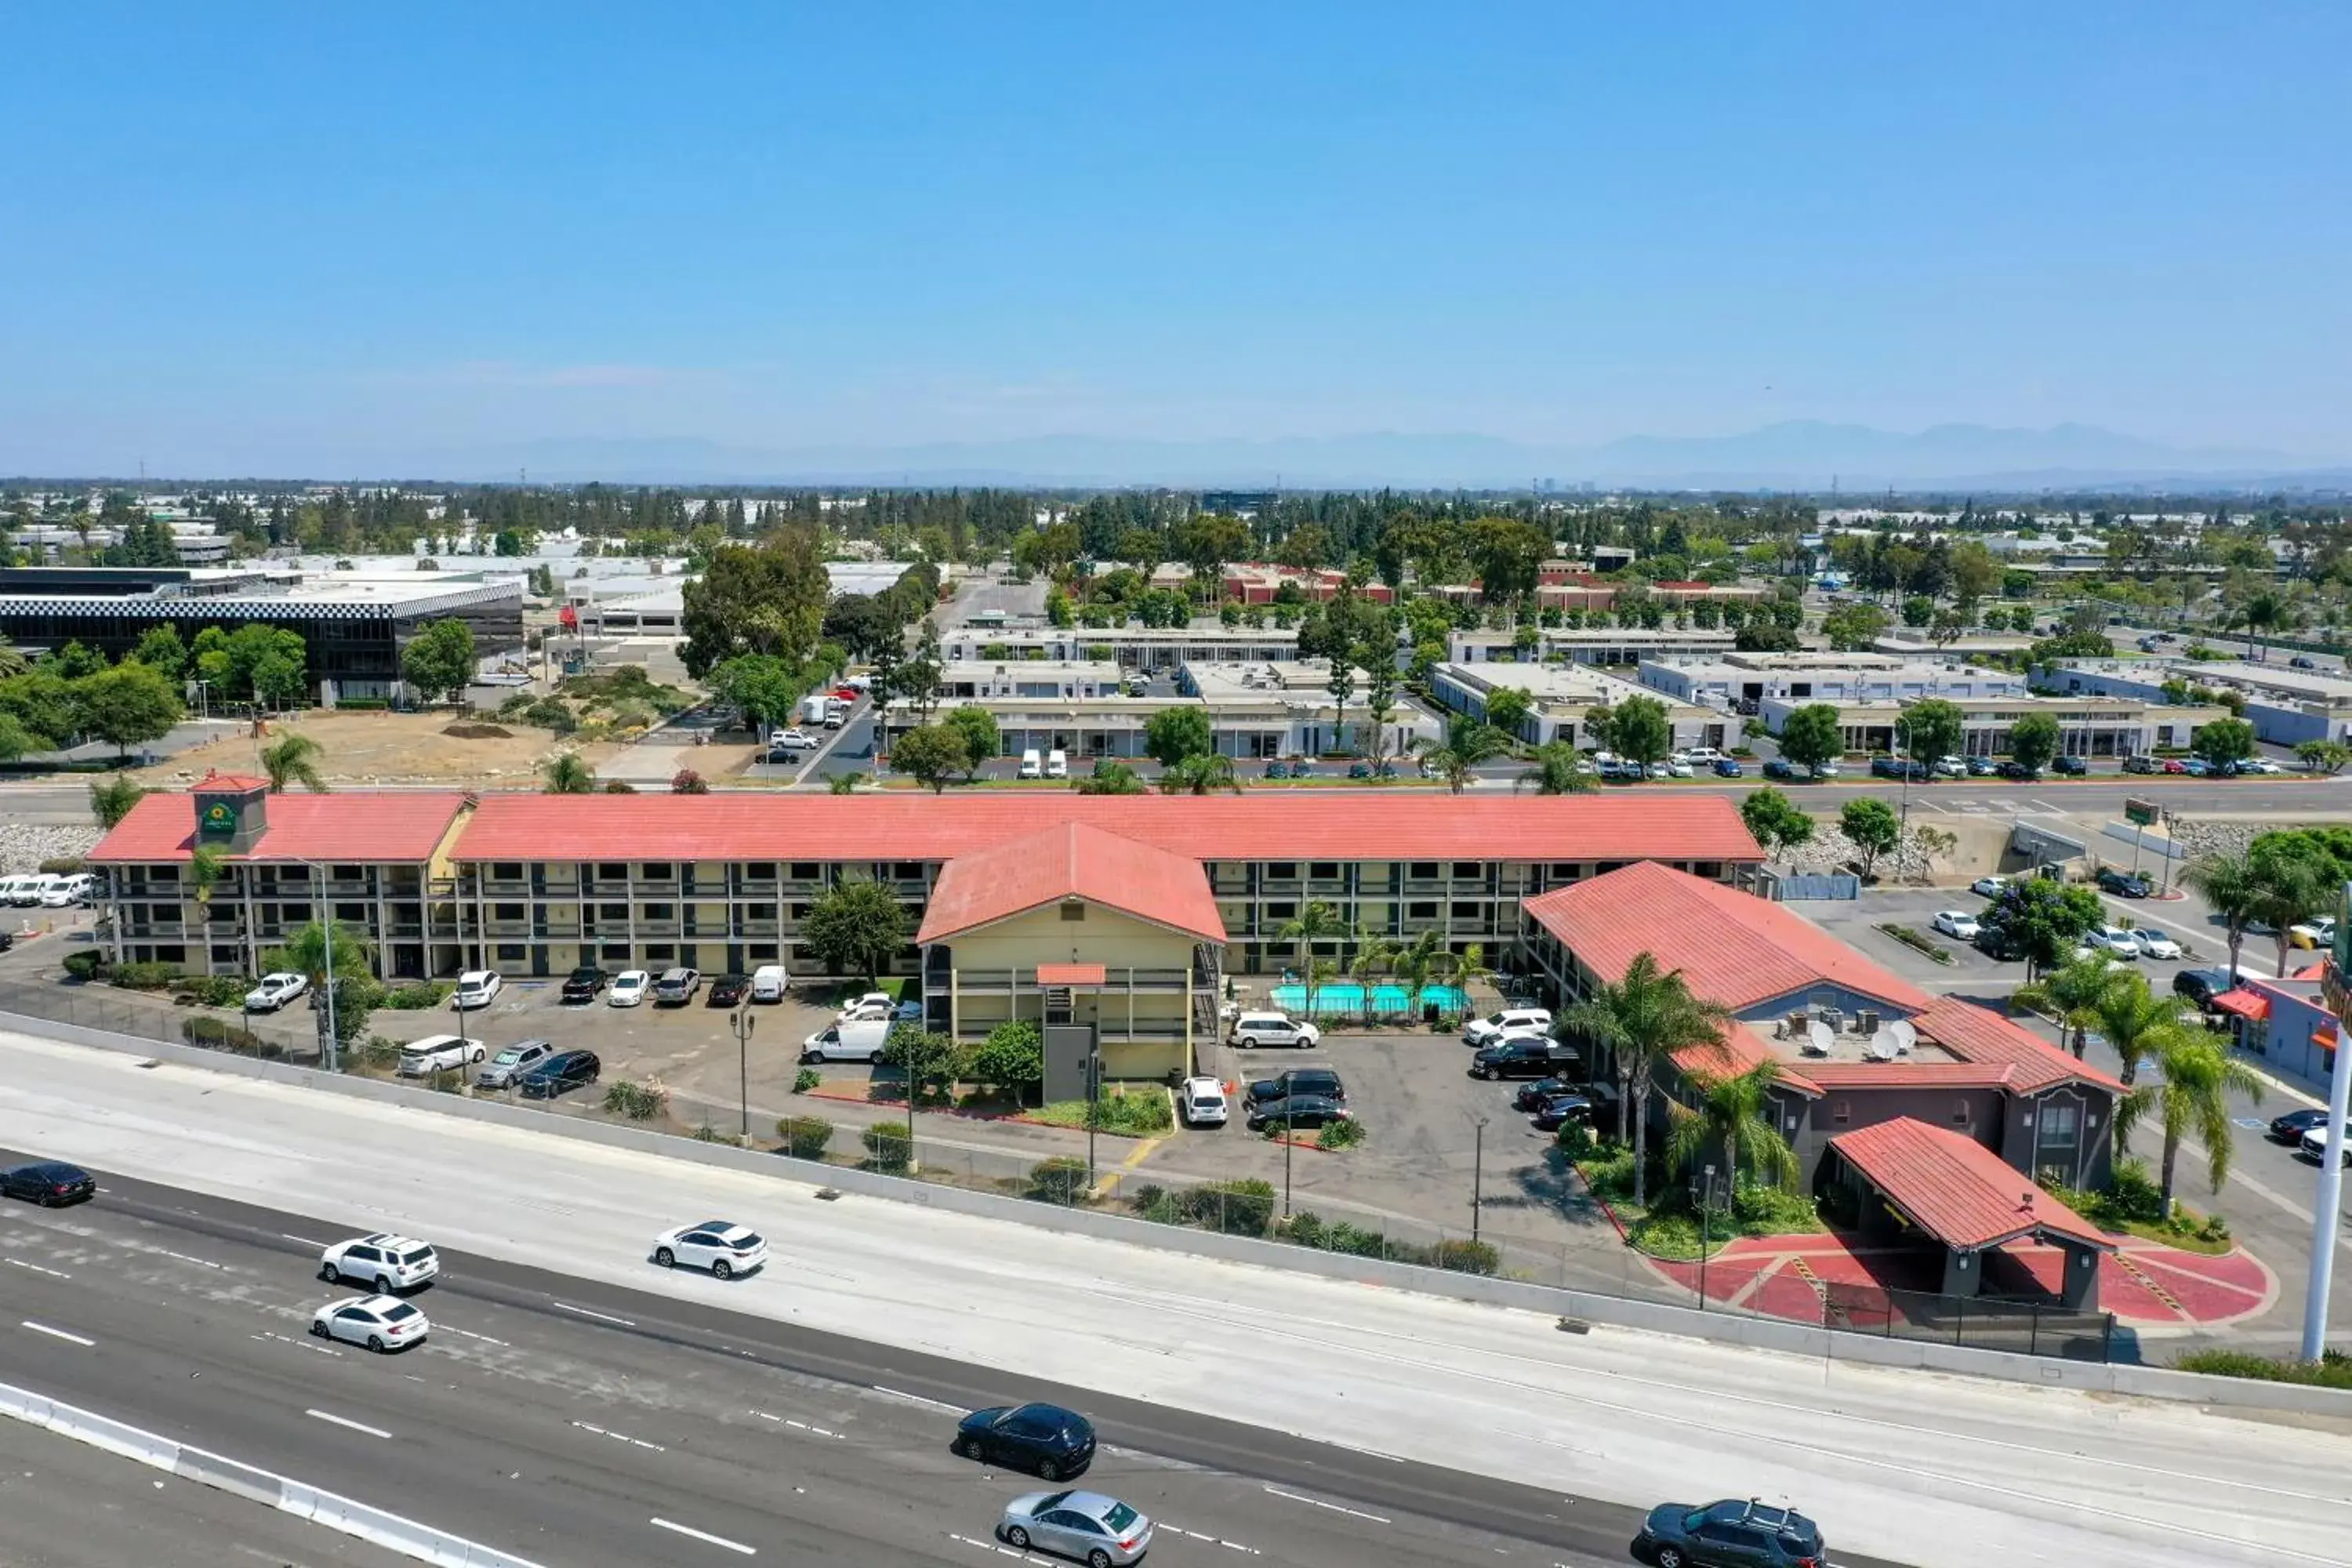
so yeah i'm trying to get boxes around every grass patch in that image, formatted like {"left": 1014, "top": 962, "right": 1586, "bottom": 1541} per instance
{"left": 1575, "top": 1138, "right": 1825, "bottom": 1258}
{"left": 2175, "top": 1348, "right": 2352, "bottom": 1388}
{"left": 1028, "top": 1087, "right": 1174, "bottom": 1136}
{"left": 1877, "top": 923, "right": 1955, "bottom": 964}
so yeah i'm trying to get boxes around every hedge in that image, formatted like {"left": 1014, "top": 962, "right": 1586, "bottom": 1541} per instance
{"left": 775, "top": 1115, "right": 834, "bottom": 1159}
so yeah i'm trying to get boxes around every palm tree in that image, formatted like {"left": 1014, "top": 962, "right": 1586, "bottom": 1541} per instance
{"left": 1665, "top": 1058, "right": 1801, "bottom": 1204}
{"left": 1420, "top": 722, "right": 1509, "bottom": 795}
{"left": 260, "top": 732, "right": 328, "bottom": 793}
{"left": 1515, "top": 741, "right": 1597, "bottom": 795}
{"left": 2117, "top": 1033, "right": 2264, "bottom": 1218}
{"left": 1450, "top": 940, "right": 1496, "bottom": 1014}
{"left": 828, "top": 770, "right": 865, "bottom": 794}
{"left": 0, "top": 636, "right": 29, "bottom": 679}
{"left": 2180, "top": 848, "right": 2260, "bottom": 982}
{"left": 1392, "top": 929, "right": 1446, "bottom": 1020}
{"left": 1348, "top": 933, "right": 1396, "bottom": 1027}
{"left": 1559, "top": 953, "right": 1731, "bottom": 1206}
{"left": 541, "top": 752, "right": 597, "bottom": 793}
{"left": 2237, "top": 590, "right": 2287, "bottom": 660}
{"left": 1277, "top": 901, "right": 1348, "bottom": 1018}
{"left": 1302, "top": 956, "right": 1342, "bottom": 1026}
{"left": 2249, "top": 853, "right": 2329, "bottom": 979}
{"left": 1159, "top": 753, "right": 1242, "bottom": 796}
{"left": 187, "top": 844, "right": 226, "bottom": 906}
{"left": 2037, "top": 953, "right": 2121, "bottom": 1060}
{"left": 2092, "top": 971, "right": 2201, "bottom": 1089}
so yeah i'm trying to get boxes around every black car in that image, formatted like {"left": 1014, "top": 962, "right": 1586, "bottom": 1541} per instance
{"left": 1245, "top": 1068, "right": 1345, "bottom": 1108}
{"left": 2053, "top": 754, "right": 2088, "bottom": 775}
{"left": 517, "top": 1049, "right": 601, "bottom": 1099}
{"left": 1965, "top": 756, "right": 1997, "bottom": 776}
{"left": 2173, "top": 967, "right": 2236, "bottom": 1008}
{"left": 1513, "top": 1074, "right": 1582, "bottom": 1112}
{"left": 706, "top": 973, "right": 749, "bottom": 1007}
{"left": 2098, "top": 869, "right": 2151, "bottom": 898}
{"left": 1635, "top": 1498, "right": 1824, "bottom": 1568}
{"left": 1530, "top": 1091, "right": 1598, "bottom": 1131}
{"left": 1245, "top": 1093, "right": 1349, "bottom": 1131}
{"left": 560, "top": 967, "right": 608, "bottom": 1003}
{"left": 2291, "top": 656, "right": 2318, "bottom": 670}
{"left": 1472, "top": 1036, "right": 1580, "bottom": 1080}
{"left": 1998, "top": 760, "right": 2040, "bottom": 780}
{"left": 1869, "top": 756, "right": 1927, "bottom": 781}
{"left": 1762, "top": 758, "right": 1796, "bottom": 780}
{"left": 954, "top": 1403, "right": 1097, "bottom": 1480}
{"left": 0, "top": 1160, "right": 95, "bottom": 1207}
{"left": 2270, "top": 1108, "right": 2334, "bottom": 1143}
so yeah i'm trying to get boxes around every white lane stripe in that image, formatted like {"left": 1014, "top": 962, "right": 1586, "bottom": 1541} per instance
{"left": 160, "top": 1250, "right": 224, "bottom": 1271}
{"left": 551, "top": 1301, "right": 634, "bottom": 1327}
{"left": 3, "top": 1258, "right": 70, "bottom": 1279}
{"left": 869, "top": 1385, "right": 960, "bottom": 1411}
{"left": 439, "top": 1326, "right": 510, "bottom": 1346}
{"left": 306, "top": 1408, "right": 392, "bottom": 1439}
{"left": 20, "top": 1320, "right": 93, "bottom": 1347}
{"left": 574, "top": 1419, "right": 666, "bottom": 1453}
{"left": 281, "top": 1233, "right": 331, "bottom": 1247}
{"left": 1262, "top": 1484, "right": 1389, "bottom": 1524}
{"left": 650, "top": 1516, "right": 756, "bottom": 1555}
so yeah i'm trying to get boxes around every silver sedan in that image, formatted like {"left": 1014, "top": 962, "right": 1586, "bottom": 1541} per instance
{"left": 998, "top": 1490, "right": 1153, "bottom": 1568}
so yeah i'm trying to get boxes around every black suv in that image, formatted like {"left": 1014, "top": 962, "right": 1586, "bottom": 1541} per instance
{"left": 1246, "top": 1068, "right": 1345, "bottom": 1108}
{"left": 560, "top": 967, "right": 607, "bottom": 1003}
{"left": 2052, "top": 754, "right": 2088, "bottom": 775}
{"left": 1635, "top": 1498, "right": 1824, "bottom": 1568}
{"left": 706, "top": 973, "right": 749, "bottom": 1007}
{"left": 1472, "top": 1036, "right": 1579, "bottom": 1080}
{"left": 517, "top": 1050, "right": 601, "bottom": 1099}
{"left": 2173, "top": 967, "right": 2235, "bottom": 1008}
{"left": 1245, "top": 1093, "right": 1349, "bottom": 1131}
{"left": 954, "top": 1403, "right": 1096, "bottom": 1480}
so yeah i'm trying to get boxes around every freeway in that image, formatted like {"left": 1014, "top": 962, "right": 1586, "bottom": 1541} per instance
{"left": 0, "top": 1404, "right": 413, "bottom": 1567}
{"left": 0, "top": 1031, "right": 2347, "bottom": 1568}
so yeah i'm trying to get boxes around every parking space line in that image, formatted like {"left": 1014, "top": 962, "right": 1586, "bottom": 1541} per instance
{"left": 1263, "top": 1484, "right": 1388, "bottom": 1524}
{"left": 3, "top": 1258, "right": 71, "bottom": 1279}
{"left": 20, "top": 1319, "right": 93, "bottom": 1347}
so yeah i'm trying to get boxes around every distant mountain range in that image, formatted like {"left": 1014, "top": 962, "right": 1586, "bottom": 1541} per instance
{"left": 376, "top": 422, "right": 2344, "bottom": 492}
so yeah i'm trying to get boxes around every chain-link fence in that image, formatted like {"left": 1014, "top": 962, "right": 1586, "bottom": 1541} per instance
{"left": 1822, "top": 1280, "right": 2115, "bottom": 1361}
{"left": 0, "top": 978, "right": 321, "bottom": 1065}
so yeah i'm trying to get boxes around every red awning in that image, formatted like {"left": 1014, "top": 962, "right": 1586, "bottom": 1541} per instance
{"left": 1036, "top": 963, "right": 1107, "bottom": 987}
{"left": 2209, "top": 989, "right": 2271, "bottom": 1023}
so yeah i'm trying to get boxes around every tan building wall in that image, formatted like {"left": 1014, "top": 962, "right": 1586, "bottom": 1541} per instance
{"left": 938, "top": 901, "right": 1200, "bottom": 1080}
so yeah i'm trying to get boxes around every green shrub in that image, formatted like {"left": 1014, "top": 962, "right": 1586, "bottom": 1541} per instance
{"left": 1281, "top": 1210, "right": 1327, "bottom": 1247}
{"left": 37, "top": 856, "right": 84, "bottom": 875}
{"left": 2100, "top": 1158, "right": 2169, "bottom": 1226}
{"left": 775, "top": 1115, "right": 833, "bottom": 1158}
{"left": 429, "top": 1068, "right": 469, "bottom": 1094}
{"left": 62, "top": 950, "right": 107, "bottom": 982}
{"left": 180, "top": 1016, "right": 281, "bottom": 1057}
{"left": 1730, "top": 1183, "right": 1820, "bottom": 1233}
{"left": 1194, "top": 1178, "right": 1278, "bottom": 1235}
{"left": 1554, "top": 1120, "right": 1597, "bottom": 1162}
{"left": 1318, "top": 1116, "right": 1365, "bottom": 1150}
{"left": 861, "top": 1121, "right": 913, "bottom": 1172}
{"left": 1027, "top": 1156, "right": 1091, "bottom": 1205}
{"left": 691, "top": 1123, "right": 724, "bottom": 1142}
{"left": 1629, "top": 1211, "right": 1708, "bottom": 1260}
{"left": 110, "top": 960, "right": 183, "bottom": 990}
{"left": 1578, "top": 1146, "right": 1639, "bottom": 1200}
{"left": 601, "top": 1080, "right": 668, "bottom": 1120}
{"left": 1428, "top": 1239, "right": 1501, "bottom": 1276}
{"left": 176, "top": 975, "right": 251, "bottom": 1009}
{"left": 2175, "top": 1348, "right": 2352, "bottom": 1389}
{"left": 379, "top": 981, "right": 454, "bottom": 1011}
{"left": 1088, "top": 1088, "right": 1172, "bottom": 1134}
{"left": 793, "top": 1066, "right": 822, "bottom": 1094}
{"left": 357, "top": 1034, "right": 403, "bottom": 1071}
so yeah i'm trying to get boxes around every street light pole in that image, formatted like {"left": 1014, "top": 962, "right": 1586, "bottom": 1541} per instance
{"left": 1084, "top": 1049, "right": 1101, "bottom": 1195}
{"left": 1696, "top": 1163, "right": 1718, "bottom": 1309}
{"left": 732, "top": 1008, "right": 756, "bottom": 1142}
{"left": 1472, "top": 1116, "right": 1488, "bottom": 1246}
{"left": 2303, "top": 885, "right": 2352, "bottom": 1362}
{"left": 1283, "top": 1099, "right": 1295, "bottom": 1219}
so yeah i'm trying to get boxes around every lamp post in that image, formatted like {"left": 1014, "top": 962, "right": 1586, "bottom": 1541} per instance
{"left": 289, "top": 858, "right": 341, "bottom": 1072}
{"left": 1084, "top": 1048, "right": 1102, "bottom": 1196}
{"left": 1282, "top": 1098, "right": 1296, "bottom": 1220}
{"left": 2303, "top": 884, "right": 2352, "bottom": 1362}
{"left": 1471, "top": 1116, "right": 1488, "bottom": 1246}
{"left": 731, "top": 1007, "right": 756, "bottom": 1142}
{"left": 1694, "top": 1162, "right": 1719, "bottom": 1309}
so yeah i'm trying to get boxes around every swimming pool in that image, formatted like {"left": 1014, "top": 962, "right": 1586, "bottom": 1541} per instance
{"left": 1265, "top": 982, "right": 1468, "bottom": 1020}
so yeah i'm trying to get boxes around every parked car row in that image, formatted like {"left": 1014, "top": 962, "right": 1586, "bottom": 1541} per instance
{"left": 0, "top": 872, "right": 93, "bottom": 907}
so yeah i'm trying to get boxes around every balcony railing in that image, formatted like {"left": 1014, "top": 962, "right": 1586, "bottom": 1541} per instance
{"left": 952, "top": 967, "right": 1193, "bottom": 994}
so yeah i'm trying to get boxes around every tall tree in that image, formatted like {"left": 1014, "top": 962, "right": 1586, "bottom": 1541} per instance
{"left": 889, "top": 723, "right": 968, "bottom": 794}
{"left": 2007, "top": 712, "right": 2061, "bottom": 774}
{"left": 1144, "top": 705, "right": 1214, "bottom": 768}
{"left": 89, "top": 774, "right": 149, "bottom": 829}
{"left": 1559, "top": 953, "right": 1732, "bottom": 1205}
{"left": 1420, "top": 720, "right": 1508, "bottom": 794}
{"left": 1160, "top": 753, "right": 1242, "bottom": 795}
{"left": 801, "top": 875, "right": 910, "bottom": 983}
{"left": 541, "top": 752, "right": 597, "bottom": 793}
{"left": 75, "top": 662, "right": 183, "bottom": 757}
{"left": 1665, "top": 1058, "right": 1801, "bottom": 1197}
{"left": 2180, "top": 848, "right": 2259, "bottom": 981}
{"left": 1774, "top": 702, "right": 1844, "bottom": 775}
{"left": 1277, "top": 901, "right": 1349, "bottom": 1019}
{"left": 1516, "top": 742, "right": 1597, "bottom": 795}
{"left": 1897, "top": 697, "right": 1965, "bottom": 767}
{"left": 680, "top": 527, "right": 829, "bottom": 678}
{"left": 1739, "top": 788, "right": 1815, "bottom": 859}
{"left": 1838, "top": 797, "right": 1901, "bottom": 878}
{"left": 400, "top": 619, "right": 480, "bottom": 705}
{"left": 2116, "top": 1022, "right": 2263, "bottom": 1216}
{"left": 260, "top": 732, "right": 328, "bottom": 793}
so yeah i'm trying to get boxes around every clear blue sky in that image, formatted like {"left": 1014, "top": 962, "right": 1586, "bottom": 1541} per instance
{"left": 2, "top": 3, "right": 2346, "bottom": 475}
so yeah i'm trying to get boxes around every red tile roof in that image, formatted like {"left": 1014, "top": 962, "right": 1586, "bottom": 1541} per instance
{"left": 1525, "top": 862, "right": 1930, "bottom": 1014}
{"left": 89, "top": 790, "right": 470, "bottom": 865}
{"left": 916, "top": 821, "right": 1227, "bottom": 945}
{"left": 190, "top": 771, "right": 270, "bottom": 793}
{"left": 1906, "top": 996, "right": 2125, "bottom": 1094}
{"left": 1830, "top": 1117, "right": 2114, "bottom": 1254}
{"left": 452, "top": 793, "right": 1762, "bottom": 867}
{"left": 1674, "top": 1022, "right": 1822, "bottom": 1097}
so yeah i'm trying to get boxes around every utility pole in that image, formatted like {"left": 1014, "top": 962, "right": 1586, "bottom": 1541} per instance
{"left": 1471, "top": 1116, "right": 1488, "bottom": 1246}
{"left": 1084, "top": 1048, "right": 1102, "bottom": 1196}
{"left": 2303, "top": 888, "right": 2352, "bottom": 1362}
{"left": 732, "top": 1008, "right": 756, "bottom": 1141}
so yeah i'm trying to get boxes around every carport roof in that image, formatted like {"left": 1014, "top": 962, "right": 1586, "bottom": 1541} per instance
{"left": 1831, "top": 1117, "right": 2114, "bottom": 1254}
{"left": 916, "top": 821, "right": 1226, "bottom": 945}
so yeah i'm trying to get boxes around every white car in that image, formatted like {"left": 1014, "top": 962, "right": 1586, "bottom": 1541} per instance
{"left": 1465, "top": 1007, "right": 1553, "bottom": 1047}
{"left": 38, "top": 873, "right": 93, "bottom": 907}
{"left": 772, "top": 728, "right": 819, "bottom": 750}
{"left": 1931, "top": 910, "right": 1981, "bottom": 941}
{"left": 1933, "top": 757, "right": 1967, "bottom": 778}
{"left": 2290, "top": 918, "right": 2337, "bottom": 951}
{"left": 397, "top": 1033, "right": 485, "bottom": 1076}
{"left": 1179, "top": 1076, "right": 1229, "bottom": 1127}
{"left": 1046, "top": 749, "right": 1069, "bottom": 779}
{"left": 608, "top": 969, "right": 652, "bottom": 1007}
{"left": 2129, "top": 929, "right": 2183, "bottom": 960}
{"left": 310, "top": 1293, "right": 429, "bottom": 1352}
{"left": 2087, "top": 927, "right": 2143, "bottom": 959}
{"left": 1971, "top": 876, "right": 2007, "bottom": 898}
{"left": 318, "top": 1232, "right": 440, "bottom": 1294}
{"left": 652, "top": 1221, "right": 768, "bottom": 1279}
{"left": 2241, "top": 758, "right": 2285, "bottom": 775}
{"left": 452, "top": 970, "right": 503, "bottom": 1010}
{"left": 2301, "top": 1125, "right": 2352, "bottom": 1167}
{"left": 837, "top": 990, "right": 895, "bottom": 1019}
{"left": 1809, "top": 760, "right": 1842, "bottom": 780}
{"left": 1680, "top": 746, "right": 1724, "bottom": 764}
{"left": 243, "top": 971, "right": 309, "bottom": 1011}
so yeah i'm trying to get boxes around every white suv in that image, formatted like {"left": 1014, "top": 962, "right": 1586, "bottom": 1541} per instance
{"left": 397, "top": 1033, "right": 485, "bottom": 1076}
{"left": 319, "top": 1232, "right": 440, "bottom": 1293}
{"left": 1179, "top": 1076, "right": 1229, "bottom": 1127}
{"left": 452, "top": 971, "right": 503, "bottom": 1010}
{"left": 1465, "top": 1007, "right": 1553, "bottom": 1047}
{"left": 1230, "top": 1012, "right": 1320, "bottom": 1050}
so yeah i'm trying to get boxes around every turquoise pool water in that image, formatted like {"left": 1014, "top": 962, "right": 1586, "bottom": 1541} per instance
{"left": 1265, "top": 982, "right": 1468, "bottom": 1019}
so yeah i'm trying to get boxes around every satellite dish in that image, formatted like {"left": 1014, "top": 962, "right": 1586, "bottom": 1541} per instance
{"left": 1868, "top": 1028, "right": 1898, "bottom": 1062}
{"left": 1889, "top": 1018, "right": 1918, "bottom": 1054}
{"left": 1806, "top": 1021, "right": 1835, "bottom": 1056}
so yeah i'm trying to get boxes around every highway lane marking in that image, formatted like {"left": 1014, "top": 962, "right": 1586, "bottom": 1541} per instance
{"left": 19, "top": 1319, "right": 93, "bottom": 1347}
{"left": 870, "top": 1385, "right": 961, "bottom": 1412}
{"left": 254, "top": 1330, "right": 339, "bottom": 1357}
{"left": 751, "top": 1409, "right": 843, "bottom": 1439}
{"left": 306, "top": 1408, "right": 393, "bottom": 1439}
{"left": 948, "top": 1532, "right": 1041, "bottom": 1562}
{"left": 3, "top": 1258, "right": 71, "bottom": 1279}
{"left": 159, "top": 1249, "right": 226, "bottom": 1271}
{"left": 438, "top": 1326, "right": 511, "bottom": 1347}
{"left": 1323, "top": 1437, "right": 1404, "bottom": 1462}
{"left": 1163, "top": 1522, "right": 1263, "bottom": 1554}
{"left": 280, "top": 1232, "right": 331, "bottom": 1247}
{"left": 575, "top": 1419, "right": 666, "bottom": 1453}
{"left": 550, "top": 1301, "right": 636, "bottom": 1327}
{"left": 1262, "top": 1485, "right": 1385, "bottom": 1525}
{"left": 650, "top": 1516, "right": 755, "bottom": 1555}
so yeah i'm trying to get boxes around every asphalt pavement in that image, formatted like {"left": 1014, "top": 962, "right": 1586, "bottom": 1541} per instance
{"left": 0, "top": 1166, "right": 1705, "bottom": 1568}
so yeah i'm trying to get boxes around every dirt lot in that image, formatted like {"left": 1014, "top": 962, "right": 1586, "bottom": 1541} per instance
{"left": 132, "top": 711, "right": 626, "bottom": 789}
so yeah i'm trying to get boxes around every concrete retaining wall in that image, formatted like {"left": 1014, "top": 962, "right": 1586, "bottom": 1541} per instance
{"left": 12, "top": 1009, "right": 2350, "bottom": 1420}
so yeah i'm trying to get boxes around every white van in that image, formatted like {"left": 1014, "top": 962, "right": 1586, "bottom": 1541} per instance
{"left": 800, "top": 1017, "right": 891, "bottom": 1063}
{"left": 1230, "top": 1011, "right": 1321, "bottom": 1050}
{"left": 1018, "top": 748, "right": 1043, "bottom": 779}
{"left": 749, "top": 964, "right": 789, "bottom": 1004}
{"left": 1046, "top": 749, "right": 1069, "bottom": 779}
{"left": 0, "top": 875, "right": 43, "bottom": 906}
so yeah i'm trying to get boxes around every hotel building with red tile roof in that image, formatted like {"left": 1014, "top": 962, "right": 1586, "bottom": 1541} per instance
{"left": 1521, "top": 862, "right": 2122, "bottom": 1194}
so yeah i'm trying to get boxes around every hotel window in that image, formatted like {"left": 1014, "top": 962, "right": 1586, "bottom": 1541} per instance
{"left": 1265, "top": 902, "right": 1296, "bottom": 921}
{"left": 1452, "top": 862, "right": 1482, "bottom": 880}
{"left": 492, "top": 862, "right": 523, "bottom": 881}
{"left": 640, "top": 863, "right": 673, "bottom": 881}
{"left": 1550, "top": 863, "right": 1579, "bottom": 879}
{"left": 333, "top": 864, "right": 365, "bottom": 882}
{"left": 600, "top": 904, "right": 630, "bottom": 922}
{"left": 644, "top": 944, "right": 676, "bottom": 963}
{"left": 641, "top": 904, "right": 673, "bottom": 921}
{"left": 495, "top": 943, "right": 525, "bottom": 962}
{"left": 336, "top": 902, "right": 368, "bottom": 923}
{"left": 597, "top": 863, "right": 629, "bottom": 883}
{"left": 1409, "top": 862, "right": 1439, "bottom": 880}
{"left": 1832, "top": 1101, "right": 1850, "bottom": 1124}
{"left": 893, "top": 862, "right": 924, "bottom": 881}
{"left": 493, "top": 903, "right": 524, "bottom": 921}
{"left": 745, "top": 902, "right": 775, "bottom": 921}
{"left": 1951, "top": 1100, "right": 1972, "bottom": 1126}
{"left": 1451, "top": 902, "right": 1479, "bottom": 921}
{"left": 1308, "top": 862, "right": 1340, "bottom": 880}
{"left": 1408, "top": 902, "right": 1438, "bottom": 920}
{"left": 745, "top": 863, "right": 776, "bottom": 881}
{"left": 790, "top": 863, "right": 820, "bottom": 881}
{"left": 790, "top": 904, "right": 812, "bottom": 920}
{"left": 1265, "top": 862, "right": 1298, "bottom": 881}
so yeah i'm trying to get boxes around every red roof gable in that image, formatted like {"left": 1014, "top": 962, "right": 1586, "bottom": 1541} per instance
{"left": 89, "top": 790, "right": 470, "bottom": 865}
{"left": 452, "top": 793, "right": 1762, "bottom": 868}
{"left": 1907, "top": 995, "right": 2125, "bottom": 1095}
{"left": 916, "top": 820, "right": 1225, "bottom": 944}
{"left": 1831, "top": 1117, "right": 2113, "bottom": 1253}
{"left": 190, "top": 771, "right": 270, "bottom": 793}
{"left": 1525, "top": 862, "right": 1930, "bottom": 1014}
